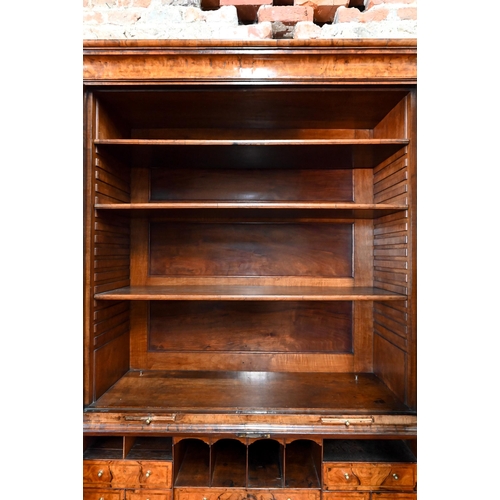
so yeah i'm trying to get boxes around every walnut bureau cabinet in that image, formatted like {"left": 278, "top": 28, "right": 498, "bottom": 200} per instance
{"left": 83, "top": 40, "right": 417, "bottom": 500}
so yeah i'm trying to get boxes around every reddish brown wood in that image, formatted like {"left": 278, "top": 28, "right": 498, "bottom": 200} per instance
{"left": 211, "top": 439, "right": 247, "bottom": 487}
{"left": 93, "top": 333, "right": 129, "bottom": 400}
{"left": 248, "top": 439, "right": 283, "bottom": 488}
{"left": 95, "top": 140, "right": 408, "bottom": 171}
{"left": 150, "top": 168, "right": 353, "bottom": 203}
{"left": 84, "top": 459, "right": 172, "bottom": 489}
{"left": 92, "top": 87, "right": 411, "bottom": 134}
{"left": 84, "top": 489, "right": 125, "bottom": 500}
{"left": 95, "top": 285, "right": 406, "bottom": 301}
{"left": 83, "top": 39, "right": 417, "bottom": 85}
{"left": 323, "top": 493, "right": 369, "bottom": 500}
{"left": 372, "top": 494, "right": 416, "bottom": 499}
{"left": 175, "top": 440, "right": 211, "bottom": 487}
{"left": 323, "top": 462, "right": 415, "bottom": 491}
{"left": 149, "top": 221, "right": 352, "bottom": 278}
{"left": 88, "top": 371, "right": 412, "bottom": 414}
{"left": 83, "top": 40, "right": 417, "bottom": 500}
{"left": 373, "top": 334, "right": 406, "bottom": 403}
{"left": 406, "top": 90, "right": 417, "bottom": 411}
{"left": 284, "top": 440, "right": 321, "bottom": 488}
{"left": 127, "top": 491, "right": 172, "bottom": 500}
{"left": 175, "top": 489, "right": 246, "bottom": 500}
{"left": 148, "top": 301, "right": 352, "bottom": 353}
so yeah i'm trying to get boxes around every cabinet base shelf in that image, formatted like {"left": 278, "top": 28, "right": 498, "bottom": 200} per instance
{"left": 84, "top": 371, "right": 416, "bottom": 437}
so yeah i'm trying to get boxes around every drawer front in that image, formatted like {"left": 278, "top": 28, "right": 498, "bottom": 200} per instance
{"left": 126, "top": 491, "right": 173, "bottom": 500}
{"left": 248, "top": 490, "right": 320, "bottom": 500}
{"left": 378, "top": 466, "right": 415, "bottom": 489}
{"left": 85, "top": 460, "right": 172, "bottom": 489}
{"left": 322, "top": 493, "right": 369, "bottom": 500}
{"left": 175, "top": 489, "right": 319, "bottom": 500}
{"left": 371, "top": 494, "right": 417, "bottom": 499}
{"left": 84, "top": 461, "right": 113, "bottom": 485}
{"left": 112, "top": 461, "right": 172, "bottom": 488}
{"left": 110, "top": 463, "right": 142, "bottom": 488}
{"left": 83, "top": 488, "right": 124, "bottom": 500}
{"left": 136, "top": 461, "right": 173, "bottom": 488}
{"left": 323, "top": 464, "right": 416, "bottom": 491}
{"left": 175, "top": 488, "right": 247, "bottom": 500}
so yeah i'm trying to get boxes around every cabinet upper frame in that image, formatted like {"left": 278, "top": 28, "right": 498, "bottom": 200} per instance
{"left": 83, "top": 39, "right": 417, "bottom": 85}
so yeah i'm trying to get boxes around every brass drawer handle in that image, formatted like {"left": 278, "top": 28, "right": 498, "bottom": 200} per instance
{"left": 124, "top": 414, "right": 176, "bottom": 424}
{"left": 344, "top": 473, "right": 350, "bottom": 480}
{"left": 393, "top": 473, "right": 399, "bottom": 480}
{"left": 320, "top": 417, "right": 374, "bottom": 426}
{"left": 145, "top": 470, "right": 152, "bottom": 478}
{"left": 97, "top": 470, "right": 104, "bottom": 478}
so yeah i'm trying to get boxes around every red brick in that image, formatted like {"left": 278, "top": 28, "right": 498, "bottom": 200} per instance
{"left": 365, "top": 0, "right": 414, "bottom": 9}
{"left": 83, "top": 10, "right": 104, "bottom": 23}
{"left": 221, "top": 0, "right": 270, "bottom": 5}
{"left": 106, "top": 10, "right": 143, "bottom": 24}
{"left": 91, "top": 0, "right": 119, "bottom": 5}
{"left": 334, "top": 6, "right": 360, "bottom": 23}
{"left": 397, "top": 6, "right": 417, "bottom": 20}
{"left": 294, "top": 0, "right": 348, "bottom": 23}
{"left": 257, "top": 5, "right": 314, "bottom": 23}
{"left": 132, "top": 0, "right": 152, "bottom": 7}
{"left": 361, "top": 6, "right": 390, "bottom": 22}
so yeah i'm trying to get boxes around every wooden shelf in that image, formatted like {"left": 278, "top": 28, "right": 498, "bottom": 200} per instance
{"left": 94, "top": 139, "right": 408, "bottom": 170}
{"left": 95, "top": 139, "right": 409, "bottom": 147}
{"left": 94, "top": 202, "right": 407, "bottom": 219}
{"left": 87, "top": 370, "right": 414, "bottom": 415}
{"left": 95, "top": 285, "right": 407, "bottom": 301}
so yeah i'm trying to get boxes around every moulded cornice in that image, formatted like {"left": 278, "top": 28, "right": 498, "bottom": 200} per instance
{"left": 83, "top": 39, "right": 417, "bottom": 85}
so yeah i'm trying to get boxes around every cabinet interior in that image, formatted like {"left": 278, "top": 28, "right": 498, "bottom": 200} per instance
{"left": 85, "top": 84, "right": 415, "bottom": 419}
{"left": 83, "top": 435, "right": 415, "bottom": 489}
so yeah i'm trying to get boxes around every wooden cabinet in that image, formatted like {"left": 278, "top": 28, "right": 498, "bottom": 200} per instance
{"left": 84, "top": 490, "right": 125, "bottom": 500}
{"left": 322, "top": 440, "right": 416, "bottom": 496}
{"left": 83, "top": 39, "right": 417, "bottom": 499}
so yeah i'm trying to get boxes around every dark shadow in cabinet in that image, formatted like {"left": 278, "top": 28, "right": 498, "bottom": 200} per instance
{"left": 174, "top": 439, "right": 210, "bottom": 487}
{"left": 285, "top": 440, "right": 321, "bottom": 488}
{"left": 211, "top": 439, "right": 247, "bottom": 488}
{"left": 247, "top": 439, "right": 284, "bottom": 489}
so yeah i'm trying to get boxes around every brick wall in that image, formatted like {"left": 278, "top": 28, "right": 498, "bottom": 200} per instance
{"left": 83, "top": 0, "right": 416, "bottom": 39}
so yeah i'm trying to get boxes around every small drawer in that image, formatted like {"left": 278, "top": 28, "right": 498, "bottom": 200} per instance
{"left": 322, "top": 493, "right": 369, "bottom": 500}
{"left": 85, "top": 460, "right": 172, "bottom": 489}
{"left": 378, "top": 466, "right": 415, "bottom": 488}
{"left": 249, "top": 490, "right": 320, "bottom": 500}
{"left": 175, "top": 488, "right": 246, "bottom": 500}
{"left": 323, "top": 463, "right": 416, "bottom": 491}
{"left": 126, "top": 491, "right": 173, "bottom": 500}
{"left": 371, "top": 494, "right": 417, "bottom": 500}
{"left": 137, "top": 461, "right": 173, "bottom": 488}
{"left": 84, "top": 461, "right": 113, "bottom": 485}
{"left": 111, "top": 461, "right": 172, "bottom": 489}
{"left": 83, "top": 488, "right": 123, "bottom": 500}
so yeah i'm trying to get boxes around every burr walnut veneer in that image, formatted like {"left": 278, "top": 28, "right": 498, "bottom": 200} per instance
{"left": 83, "top": 39, "right": 417, "bottom": 500}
